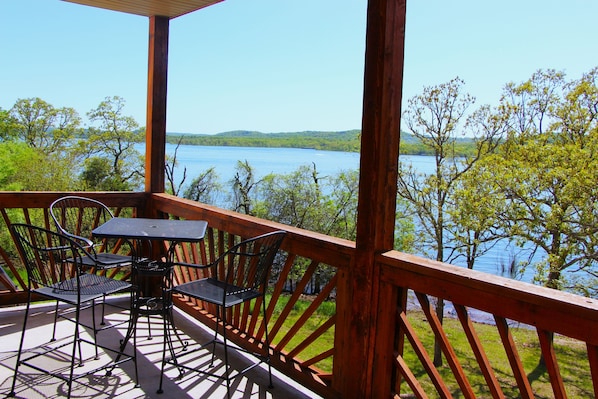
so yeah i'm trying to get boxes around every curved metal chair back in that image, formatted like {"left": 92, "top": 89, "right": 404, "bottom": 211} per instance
{"left": 216, "top": 230, "right": 286, "bottom": 303}
{"left": 50, "top": 195, "right": 132, "bottom": 269}
{"left": 50, "top": 195, "right": 116, "bottom": 246}
{"left": 12, "top": 223, "right": 82, "bottom": 291}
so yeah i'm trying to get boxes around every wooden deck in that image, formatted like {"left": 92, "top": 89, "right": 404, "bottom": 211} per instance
{"left": 0, "top": 296, "right": 322, "bottom": 399}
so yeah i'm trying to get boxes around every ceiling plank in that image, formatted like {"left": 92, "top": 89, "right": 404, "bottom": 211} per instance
{"left": 62, "top": 0, "right": 223, "bottom": 19}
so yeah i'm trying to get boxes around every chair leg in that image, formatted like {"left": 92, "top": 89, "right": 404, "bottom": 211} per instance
{"left": 100, "top": 295, "right": 107, "bottom": 325}
{"left": 209, "top": 307, "right": 220, "bottom": 367}
{"left": 157, "top": 316, "right": 168, "bottom": 394}
{"left": 147, "top": 313, "right": 153, "bottom": 339}
{"left": 108, "top": 290, "right": 137, "bottom": 378}
{"left": 132, "top": 304, "right": 140, "bottom": 388}
{"left": 67, "top": 304, "right": 83, "bottom": 399}
{"left": 221, "top": 307, "right": 231, "bottom": 399}
{"left": 91, "top": 298, "right": 99, "bottom": 360}
{"left": 262, "top": 299, "right": 273, "bottom": 389}
{"left": 51, "top": 299, "right": 59, "bottom": 341}
{"left": 166, "top": 310, "right": 188, "bottom": 350}
{"left": 9, "top": 293, "right": 32, "bottom": 397}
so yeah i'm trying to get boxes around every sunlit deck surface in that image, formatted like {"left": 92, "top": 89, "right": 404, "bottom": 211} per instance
{"left": 0, "top": 296, "right": 322, "bottom": 399}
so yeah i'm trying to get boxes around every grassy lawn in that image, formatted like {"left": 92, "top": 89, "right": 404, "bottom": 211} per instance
{"left": 268, "top": 294, "right": 335, "bottom": 373}
{"left": 270, "top": 294, "right": 594, "bottom": 398}
{"left": 399, "top": 313, "right": 592, "bottom": 398}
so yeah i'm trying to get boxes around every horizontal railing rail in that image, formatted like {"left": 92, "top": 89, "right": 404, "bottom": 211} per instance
{"left": 373, "top": 250, "right": 598, "bottom": 398}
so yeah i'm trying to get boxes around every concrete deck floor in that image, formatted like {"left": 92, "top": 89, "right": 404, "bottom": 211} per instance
{"left": 0, "top": 296, "right": 323, "bottom": 399}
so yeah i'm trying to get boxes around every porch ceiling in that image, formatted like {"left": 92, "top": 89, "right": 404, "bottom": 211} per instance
{"left": 62, "top": 0, "right": 224, "bottom": 19}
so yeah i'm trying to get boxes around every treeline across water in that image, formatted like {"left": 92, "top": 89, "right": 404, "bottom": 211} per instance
{"left": 165, "top": 129, "right": 476, "bottom": 156}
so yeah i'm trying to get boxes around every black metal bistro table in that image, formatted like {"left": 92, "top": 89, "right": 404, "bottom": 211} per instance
{"left": 92, "top": 217, "right": 208, "bottom": 247}
{"left": 92, "top": 217, "right": 208, "bottom": 377}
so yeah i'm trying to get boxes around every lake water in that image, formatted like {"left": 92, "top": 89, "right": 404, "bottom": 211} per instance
{"left": 163, "top": 144, "right": 363, "bottom": 182}
{"left": 156, "top": 144, "right": 538, "bottom": 283}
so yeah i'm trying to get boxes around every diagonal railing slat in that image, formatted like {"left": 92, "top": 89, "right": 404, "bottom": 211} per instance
{"left": 537, "top": 328, "right": 568, "bottom": 399}
{"left": 269, "top": 260, "right": 319, "bottom": 341}
{"left": 494, "top": 315, "right": 534, "bottom": 399}
{"left": 398, "top": 307, "right": 453, "bottom": 398}
{"left": 588, "top": 343, "right": 598, "bottom": 399}
{"left": 395, "top": 354, "right": 429, "bottom": 399}
{"left": 415, "top": 292, "right": 476, "bottom": 399}
{"left": 289, "top": 316, "right": 335, "bottom": 360}
{"left": 454, "top": 304, "right": 504, "bottom": 398}
{"left": 277, "top": 274, "right": 337, "bottom": 351}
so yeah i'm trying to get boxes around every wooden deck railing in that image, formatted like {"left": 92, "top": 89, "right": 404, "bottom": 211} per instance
{"left": 372, "top": 250, "right": 598, "bottom": 398}
{"left": 0, "top": 192, "right": 350, "bottom": 398}
{"left": 2, "top": 192, "right": 598, "bottom": 398}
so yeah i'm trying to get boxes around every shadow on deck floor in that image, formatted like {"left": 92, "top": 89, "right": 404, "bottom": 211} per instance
{"left": 0, "top": 296, "right": 323, "bottom": 399}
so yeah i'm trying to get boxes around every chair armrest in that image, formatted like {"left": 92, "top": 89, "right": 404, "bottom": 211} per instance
{"left": 58, "top": 231, "right": 95, "bottom": 249}
{"left": 172, "top": 261, "right": 212, "bottom": 270}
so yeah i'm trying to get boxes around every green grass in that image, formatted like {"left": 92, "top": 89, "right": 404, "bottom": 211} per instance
{"left": 268, "top": 294, "right": 335, "bottom": 372}
{"left": 268, "top": 296, "right": 593, "bottom": 397}
{"left": 401, "top": 313, "right": 593, "bottom": 398}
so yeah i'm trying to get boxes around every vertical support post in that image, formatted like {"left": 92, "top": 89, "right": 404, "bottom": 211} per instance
{"left": 145, "top": 16, "right": 169, "bottom": 194}
{"left": 335, "top": 0, "right": 406, "bottom": 397}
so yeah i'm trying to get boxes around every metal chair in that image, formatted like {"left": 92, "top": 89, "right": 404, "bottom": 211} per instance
{"left": 8, "top": 223, "right": 137, "bottom": 399}
{"left": 158, "top": 230, "right": 286, "bottom": 398}
{"left": 50, "top": 195, "right": 133, "bottom": 269}
{"left": 50, "top": 195, "right": 134, "bottom": 331}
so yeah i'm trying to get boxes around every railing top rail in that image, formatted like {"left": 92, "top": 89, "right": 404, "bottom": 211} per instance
{"left": 0, "top": 191, "right": 147, "bottom": 210}
{"left": 378, "top": 249, "right": 598, "bottom": 344}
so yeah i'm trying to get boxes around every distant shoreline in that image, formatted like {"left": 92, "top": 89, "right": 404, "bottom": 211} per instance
{"left": 163, "top": 130, "right": 475, "bottom": 156}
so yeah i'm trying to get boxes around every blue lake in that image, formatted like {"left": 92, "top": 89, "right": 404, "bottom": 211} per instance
{"left": 163, "top": 144, "right": 361, "bottom": 182}
{"left": 153, "top": 144, "right": 539, "bottom": 283}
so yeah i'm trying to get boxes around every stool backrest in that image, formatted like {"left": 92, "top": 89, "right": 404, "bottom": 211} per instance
{"left": 11, "top": 223, "right": 84, "bottom": 292}
{"left": 215, "top": 231, "right": 286, "bottom": 296}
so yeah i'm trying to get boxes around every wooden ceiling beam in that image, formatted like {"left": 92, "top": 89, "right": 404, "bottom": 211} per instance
{"left": 62, "top": 0, "right": 223, "bottom": 19}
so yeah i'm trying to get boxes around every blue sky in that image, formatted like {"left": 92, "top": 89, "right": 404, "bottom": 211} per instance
{"left": 1, "top": 0, "right": 596, "bottom": 134}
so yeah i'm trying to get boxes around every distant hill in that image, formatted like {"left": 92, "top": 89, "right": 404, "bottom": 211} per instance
{"left": 165, "top": 129, "right": 471, "bottom": 155}
{"left": 167, "top": 129, "right": 361, "bottom": 140}
{"left": 165, "top": 130, "right": 362, "bottom": 152}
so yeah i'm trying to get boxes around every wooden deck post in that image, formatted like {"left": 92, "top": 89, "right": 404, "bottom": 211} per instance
{"left": 145, "top": 16, "right": 169, "bottom": 194}
{"left": 335, "top": 0, "right": 406, "bottom": 397}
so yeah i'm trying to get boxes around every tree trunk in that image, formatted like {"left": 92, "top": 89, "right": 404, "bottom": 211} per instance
{"left": 433, "top": 298, "right": 445, "bottom": 366}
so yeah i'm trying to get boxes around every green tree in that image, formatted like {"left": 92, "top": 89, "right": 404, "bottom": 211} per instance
{"left": 230, "top": 160, "right": 260, "bottom": 215}
{"left": 488, "top": 68, "right": 598, "bottom": 295}
{"left": 0, "top": 108, "right": 15, "bottom": 141}
{"left": 0, "top": 141, "right": 76, "bottom": 191}
{"left": 9, "top": 97, "right": 80, "bottom": 154}
{"left": 447, "top": 105, "right": 510, "bottom": 270}
{"left": 398, "top": 77, "right": 502, "bottom": 366}
{"left": 398, "top": 78, "right": 476, "bottom": 265}
{"left": 253, "top": 164, "right": 361, "bottom": 293}
{"left": 254, "top": 164, "right": 327, "bottom": 231}
{"left": 183, "top": 167, "right": 223, "bottom": 205}
{"left": 79, "top": 156, "right": 129, "bottom": 191}
{"left": 83, "top": 96, "right": 144, "bottom": 190}
{"left": 327, "top": 169, "right": 360, "bottom": 241}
